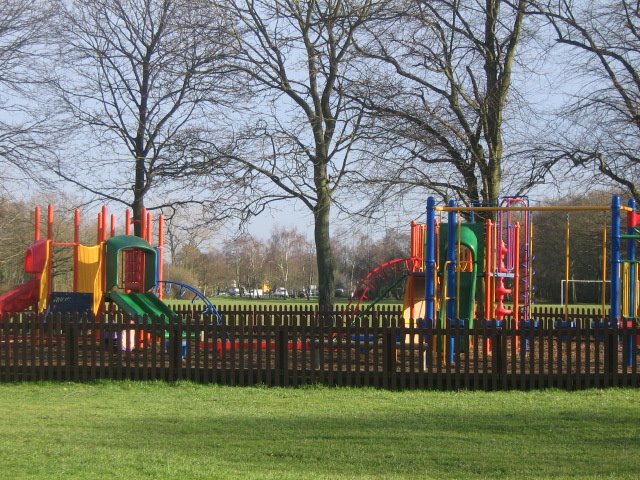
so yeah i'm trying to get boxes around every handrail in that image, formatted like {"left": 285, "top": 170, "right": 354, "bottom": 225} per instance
{"left": 156, "top": 280, "right": 223, "bottom": 325}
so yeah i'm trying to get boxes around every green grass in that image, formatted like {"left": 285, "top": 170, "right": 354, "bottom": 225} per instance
{"left": 167, "top": 296, "right": 403, "bottom": 308}
{"left": 0, "top": 383, "right": 638, "bottom": 479}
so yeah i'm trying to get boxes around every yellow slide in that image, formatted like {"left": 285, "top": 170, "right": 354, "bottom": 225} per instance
{"left": 76, "top": 244, "right": 104, "bottom": 316}
{"left": 402, "top": 274, "right": 426, "bottom": 344}
{"left": 403, "top": 273, "right": 425, "bottom": 325}
{"left": 37, "top": 241, "right": 53, "bottom": 312}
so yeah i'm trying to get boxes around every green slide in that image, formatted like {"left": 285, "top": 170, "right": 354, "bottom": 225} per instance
{"left": 107, "top": 291, "right": 176, "bottom": 323}
{"left": 457, "top": 271, "right": 477, "bottom": 326}
{"left": 438, "top": 271, "right": 476, "bottom": 325}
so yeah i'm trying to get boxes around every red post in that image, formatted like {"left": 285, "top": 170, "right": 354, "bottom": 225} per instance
{"left": 74, "top": 209, "right": 81, "bottom": 244}
{"left": 47, "top": 205, "right": 54, "bottom": 241}
{"left": 146, "top": 211, "right": 153, "bottom": 243}
{"left": 110, "top": 214, "right": 116, "bottom": 238}
{"left": 74, "top": 209, "right": 80, "bottom": 292}
{"left": 140, "top": 208, "right": 147, "bottom": 239}
{"left": 485, "top": 219, "right": 494, "bottom": 356}
{"left": 97, "top": 212, "right": 102, "bottom": 243}
{"left": 125, "top": 209, "right": 132, "bottom": 235}
{"left": 101, "top": 206, "right": 108, "bottom": 242}
{"left": 485, "top": 220, "right": 493, "bottom": 320}
{"left": 34, "top": 206, "right": 41, "bottom": 241}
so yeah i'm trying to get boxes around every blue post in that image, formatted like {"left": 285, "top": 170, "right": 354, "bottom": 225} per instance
{"left": 626, "top": 199, "right": 637, "bottom": 367}
{"left": 611, "top": 195, "right": 621, "bottom": 326}
{"left": 447, "top": 200, "right": 457, "bottom": 324}
{"left": 447, "top": 200, "right": 458, "bottom": 364}
{"left": 628, "top": 199, "right": 637, "bottom": 318}
{"left": 425, "top": 197, "right": 437, "bottom": 322}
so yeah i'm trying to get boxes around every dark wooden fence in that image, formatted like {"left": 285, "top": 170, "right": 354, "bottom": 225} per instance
{"left": 0, "top": 306, "right": 638, "bottom": 390}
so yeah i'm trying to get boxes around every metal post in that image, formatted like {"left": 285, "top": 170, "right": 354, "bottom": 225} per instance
{"left": 425, "top": 197, "right": 437, "bottom": 322}
{"left": 627, "top": 199, "right": 637, "bottom": 319}
{"left": 34, "top": 206, "right": 41, "bottom": 241}
{"left": 447, "top": 200, "right": 457, "bottom": 324}
{"left": 611, "top": 195, "right": 621, "bottom": 325}
{"left": 73, "top": 209, "right": 80, "bottom": 292}
{"left": 447, "top": 201, "right": 458, "bottom": 363}
{"left": 47, "top": 205, "right": 54, "bottom": 241}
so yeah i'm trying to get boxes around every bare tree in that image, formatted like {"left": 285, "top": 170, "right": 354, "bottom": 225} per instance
{"left": 218, "top": 0, "right": 382, "bottom": 308}
{"left": 0, "top": 197, "right": 34, "bottom": 289}
{"left": 49, "top": 0, "right": 241, "bottom": 235}
{"left": 353, "top": 0, "right": 547, "bottom": 211}
{"left": 535, "top": 0, "right": 640, "bottom": 201}
{"left": 0, "top": 1, "right": 55, "bottom": 186}
{"left": 266, "top": 226, "right": 313, "bottom": 293}
{"left": 223, "top": 234, "right": 267, "bottom": 292}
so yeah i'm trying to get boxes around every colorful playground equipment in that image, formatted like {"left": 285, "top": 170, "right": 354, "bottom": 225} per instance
{"left": 424, "top": 195, "right": 639, "bottom": 325}
{"left": 348, "top": 194, "right": 640, "bottom": 363}
{"left": 0, "top": 205, "right": 220, "bottom": 332}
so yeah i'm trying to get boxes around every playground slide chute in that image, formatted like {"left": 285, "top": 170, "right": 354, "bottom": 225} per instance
{"left": 402, "top": 274, "right": 426, "bottom": 324}
{"left": 0, "top": 278, "right": 41, "bottom": 315}
{"left": 76, "top": 244, "right": 104, "bottom": 316}
{"left": 107, "top": 291, "right": 176, "bottom": 322}
{"left": 0, "top": 239, "right": 52, "bottom": 316}
{"left": 348, "top": 257, "right": 422, "bottom": 318}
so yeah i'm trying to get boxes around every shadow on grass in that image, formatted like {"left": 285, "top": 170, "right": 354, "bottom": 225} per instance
{"left": 2, "top": 385, "right": 639, "bottom": 479}
{"left": 89, "top": 404, "right": 640, "bottom": 478}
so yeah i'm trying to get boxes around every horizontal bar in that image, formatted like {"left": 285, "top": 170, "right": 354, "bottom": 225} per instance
{"left": 435, "top": 205, "right": 631, "bottom": 213}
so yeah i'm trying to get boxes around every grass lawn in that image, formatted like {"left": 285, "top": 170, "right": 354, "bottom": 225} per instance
{"left": 168, "top": 296, "right": 601, "bottom": 311}
{"left": 167, "top": 296, "right": 403, "bottom": 309}
{"left": 0, "top": 383, "right": 638, "bottom": 479}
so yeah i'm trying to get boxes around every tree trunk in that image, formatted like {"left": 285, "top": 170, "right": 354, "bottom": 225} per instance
{"left": 132, "top": 154, "right": 146, "bottom": 237}
{"left": 314, "top": 182, "right": 335, "bottom": 311}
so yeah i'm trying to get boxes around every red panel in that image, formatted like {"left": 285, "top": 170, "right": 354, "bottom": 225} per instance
{"left": 24, "top": 240, "right": 49, "bottom": 274}
{"left": 123, "top": 249, "right": 146, "bottom": 292}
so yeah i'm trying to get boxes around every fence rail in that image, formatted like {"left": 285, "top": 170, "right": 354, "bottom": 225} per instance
{"left": 1, "top": 308, "right": 638, "bottom": 390}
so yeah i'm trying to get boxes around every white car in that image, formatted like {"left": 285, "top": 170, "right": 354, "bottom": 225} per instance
{"left": 273, "top": 287, "right": 288, "bottom": 298}
{"left": 248, "top": 288, "right": 264, "bottom": 298}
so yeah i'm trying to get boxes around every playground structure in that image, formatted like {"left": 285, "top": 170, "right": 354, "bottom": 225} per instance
{"left": 420, "top": 196, "right": 640, "bottom": 325}
{"left": 1, "top": 195, "right": 639, "bottom": 364}
{"left": 348, "top": 194, "right": 640, "bottom": 363}
{"left": 0, "top": 205, "right": 223, "bottom": 351}
{"left": 0, "top": 198, "right": 639, "bottom": 387}
{"left": 0, "top": 205, "right": 165, "bottom": 319}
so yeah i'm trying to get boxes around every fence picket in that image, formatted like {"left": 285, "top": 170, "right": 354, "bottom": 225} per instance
{"left": 0, "top": 308, "right": 637, "bottom": 390}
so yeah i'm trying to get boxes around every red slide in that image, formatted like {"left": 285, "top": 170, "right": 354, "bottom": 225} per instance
{"left": 0, "top": 277, "right": 40, "bottom": 316}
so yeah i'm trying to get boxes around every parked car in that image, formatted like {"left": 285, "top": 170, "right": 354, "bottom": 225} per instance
{"left": 248, "top": 288, "right": 264, "bottom": 298}
{"left": 228, "top": 287, "right": 240, "bottom": 296}
{"left": 273, "top": 287, "right": 288, "bottom": 298}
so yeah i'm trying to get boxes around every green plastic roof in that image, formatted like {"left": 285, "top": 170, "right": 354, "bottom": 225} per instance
{"left": 105, "top": 235, "right": 157, "bottom": 291}
{"left": 105, "top": 235, "right": 156, "bottom": 253}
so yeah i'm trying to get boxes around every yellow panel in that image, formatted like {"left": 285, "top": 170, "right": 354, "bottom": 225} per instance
{"left": 402, "top": 274, "right": 426, "bottom": 345}
{"left": 403, "top": 275, "right": 426, "bottom": 325}
{"left": 77, "top": 244, "right": 104, "bottom": 316}
{"left": 38, "top": 241, "right": 52, "bottom": 312}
